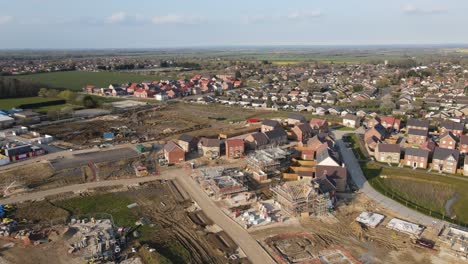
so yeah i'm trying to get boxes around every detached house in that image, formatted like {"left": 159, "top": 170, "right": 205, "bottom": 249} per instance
{"left": 439, "top": 132, "right": 458, "bottom": 150}
{"left": 440, "top": 121, "right": 464, "bottom": 137}
{"left": 198, "top": 138, "right": 221, "bottom": 158}
{"left": 404, "top": 148, "right": 429, "bottom": 169}
{"left": 178, "top": 134, "right": 199, "bottom": 153}
{"left": 432, "top": 147, "right": 460, "bottom": 174}
{"left": 309, "top": 118, "right": 329, "bottom": 133}
{"left": 459, "top": 135, "right": 468, "bottom": 153}
{"left": 343, "top": 114, "right": 360, "bottom": 128}
{"left": 365, "top": 124, "right": 387, "bottom": 142}
{"left": 406, "top": 119, "right": 429, "bottom": 131}
{"left": 225, "top": 139, "right": 245, "bottom": 159}
{"left": 375, "top": 144, "right": 401, "bottom": 164}
{"left": 380, "top": 116, "right": 401, "bottom": 132}
{"left": 407, "top": 128, "right": 428, "bottom": 146}
{"left": 164, "top": 141, "right": 185, "bottom": 164}
{"left": 315, "top": 165, "right": 347, "bottom": 192}
{"left": 291, "top": 123, "right": 314, "bottom": 142}
{"left": 261, "top": 119, "right": 281, "bottom": 133}
{"left": 244, "top": 132, "right": 270, "bottom": 150}
{"left": 264, "top": 128, "right": 288, "bottom": 146}
{"left": 287, "top": 113, "right": 307, "bottom": 126}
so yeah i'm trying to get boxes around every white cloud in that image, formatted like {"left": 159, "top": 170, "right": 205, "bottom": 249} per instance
{"left": 244, "top": 11, "right": 322, "bottom": 24}
{"left": 106, "top": 12, "right": 127, "bottom": 24}
{"left": 0, "top": 15, "right": 13, "bottom": 25}
{"left": 151, "top": 15, "right": 202, "bottom": 25}
{"left": 287, "top": 11, "right": 322, "bottom": 20}
{"left": 402, "top": 4, "right": 447, "bottom": 15}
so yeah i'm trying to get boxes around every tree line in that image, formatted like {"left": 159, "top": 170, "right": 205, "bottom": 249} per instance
{"left": 0, "top": 77, "right": 51, "bottom": 99}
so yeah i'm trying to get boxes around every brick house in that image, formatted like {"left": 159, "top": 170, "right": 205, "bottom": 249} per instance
{"left": 375, "top": 143, "right": 401, "bottom": 163}
{"left": 406, "top": 119, "right": 430, "bottom": 131}
{"left": 364, "top": 124, "right": 387, "bottom": 142}
{"left": 439, "top": 132, "right": 458, "bottom": 150}
{"left": 342, "top": 114, "right": 360, "bottom": 128}
{"left": 407, "top": 128, "right": 428, "bottom": 146}
{"left": 309, "top": 118, "right": 329, "bottom": 133}
{"left": 163, "top": 141, "right": 185, "bottom": 164}
{"left": 380, "top": 116, "right": 401, "bottom": 132}
{"left": 404, "top": 148, "right": 429, "bottom": 169}
{"left": 244, "top": 132, "right": 270, "bottom": 150}
{"left": 225, "top": 138, "right": 244, "bottom": 158}
{"left": 264, "top": 128, "right": 288, "bottom": 146}
{"left": 464, "top": 156, "right": 468, "bottom": 176}
{"left": 287, "top": 113, "right": 307, "bottom": 126}
{"left": 459, "top": 135, "right": 468, "bottom": 153}
{"left": 366, "top": 117, "right": 381, "bottom": 129}
{"left": 291, "top": 123, "right": 314, "bottom": 142}
{"left": 198, "top": 138, "right": 221, "bottom": 158}
{"left": 315, "top": 165, "right": 347, "bottom": 192}
{"left": 440, "top": 121, "right": 464, "bottom": 137}
{"left": 178, "top": 134, "right": 199, "bottom": 153}
{"left": 261, "top": 119, "right": 281, "bottom": 133}
{"left": 432, "top": 147, "right": 460, "bottom": 174}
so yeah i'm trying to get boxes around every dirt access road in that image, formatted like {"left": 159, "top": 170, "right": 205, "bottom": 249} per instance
{"left": 0, "top": 165, "right": 275, "bottom": 264}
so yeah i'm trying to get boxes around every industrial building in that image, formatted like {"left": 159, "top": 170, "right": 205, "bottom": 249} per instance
{"left": 271, "top": 180, "right": 332, "bottom": 217}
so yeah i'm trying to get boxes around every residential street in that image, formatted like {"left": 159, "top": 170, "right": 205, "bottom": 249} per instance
{"left": 333, "top": 130, "right": 446, "bottom": 227}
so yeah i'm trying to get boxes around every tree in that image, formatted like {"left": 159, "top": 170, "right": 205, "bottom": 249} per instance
{"left": 235, "top": 70, "right": 242, "bottom": 79}
{"left": 352, "top": 84, "right": 364, "bottom": 92}
{"left": 57, "top": 90, "right": 77, "bottom": 102}
{"left": 266, "top": 96, "right": 273, "bottom": 108}
{"left": 375, "top": 78, "right": 390, "bottom": 89}
{"left": 82, "top": 95, "right": 98, "bottom": 108}
{"left": 38, "top": 88, "right": 49, "bottom": 97}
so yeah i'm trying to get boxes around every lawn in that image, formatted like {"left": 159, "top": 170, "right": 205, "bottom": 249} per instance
{"left": 34, "top": 103, "right": 83, "bottom": 113}
{"left": 361, "top": 161, "right": 468, "bottom": 225}
{"left": 53, "top": 192, "right": 137, "bottom": 227}
{"left": 0, "top": 96, "right": 61, "bottom": 109}
{"left": 7, "top": 71, "right": 159, "bottom": 91}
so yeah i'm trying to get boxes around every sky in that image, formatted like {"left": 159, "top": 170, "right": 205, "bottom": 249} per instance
{"left": 0, "top": 0, "right": 467, "bottom": 49}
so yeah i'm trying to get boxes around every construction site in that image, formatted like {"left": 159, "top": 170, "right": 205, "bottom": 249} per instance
{"left": 194, "top": 167, "right": 249, "bottom": 199}
{"left": 271, "top": 180, "right": 332, "bottom": 217}
{"left": 0, "top": 180, "right": 246, "bottom": 264}
{"left": 35, "top": 103, "right": 266, "bottom": 148}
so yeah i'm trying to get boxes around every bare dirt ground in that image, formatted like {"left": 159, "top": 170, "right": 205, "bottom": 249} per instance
{"left": 0, "top": 181, "right": 242, "bottom": 264}
{"left": 251, "top": 193, "right": 464, "bottom": 264}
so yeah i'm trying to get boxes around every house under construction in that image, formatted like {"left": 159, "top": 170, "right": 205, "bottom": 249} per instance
{"left": 197, "top": 167, "right": 248, "bottom": 198}
{"left": 246, "top": 147, "right": 291, "bottom": 175}
{"left": 271, "top": 180, "right": 331, "bottom": 217}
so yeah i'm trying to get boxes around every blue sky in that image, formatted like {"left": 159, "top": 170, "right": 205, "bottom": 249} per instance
{"left": 0, "top": 0, "right": 467, "bottom": 49}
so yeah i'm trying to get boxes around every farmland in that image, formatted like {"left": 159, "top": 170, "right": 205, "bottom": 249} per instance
{"left": 0, "top": 96, "right": 62, "bottom": 109}
{"left": 6, "top": 71, "right": 159, "bottom": 91}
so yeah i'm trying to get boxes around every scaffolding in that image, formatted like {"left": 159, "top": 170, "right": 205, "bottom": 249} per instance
{"left": 271, "top": 180, "right": 329, "bottom": 217}
{"left": 198, "top": 167, "right": 248, "bottom": 198}
{"left": 246, "top": 147, "right": 290, "bottom": 173}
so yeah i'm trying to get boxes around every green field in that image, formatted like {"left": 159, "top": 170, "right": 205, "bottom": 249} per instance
{"left": 7, "top": 71, "right": 158, "bottom": 91}
{"left": 0, "top": 96, "right": 61, "bottom": 109}
{"left": 362, "top": 162, "right": 468, "bottom": 224}
{"left": 34, "top": 103, "right": 83, "bottom": 113}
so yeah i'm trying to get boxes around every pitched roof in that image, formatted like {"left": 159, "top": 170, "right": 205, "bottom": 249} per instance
{"left": 179, "top": 134, "right": 197, "bottom": 143}
{"left": 440, "top": 121, "right": 464, "bottom": 131}
{"left": 433, "top": 147, "right": 459, "bottom": 161}
{"left": 287, "top": 113, "right": 306, "bottom": 121}
{"left": 405, "top": 148, "right": 429, "bottom": 158}
{"left": 408, "top": 128, "right": 428, "bottom": 136}
{"left": 460, "top": 135, "right": 468, "bottom": 145}
{"left": 248, "top": 132, "right": 269, "bottom": 146}
{"left": 316, "top": 147, "right": 341, "bottom": 166}
{"left": 262, "top": 119, "right": 280, "bottom": 127}
{"left": 164, "top": 141, "right": 183, "bottom": 152}
{"left": 440, "top": 131, "right": 458, "bottom": 142}
{"left": 407, "top": 119, "right": 429, "bottom": 129}
{"left": 199, "top": 138, "right": 221, "bottom": 148}
{"left": 343, "top": 114, "right": 360, "bottom": 121}
{"left": 225, "top": 138, "right": 244, "bottom": 147}
{"left": 377, "top": 143, "right": 400, "bottom": 153}
{"left": 264, "top": 128, "right": 287, "bottom": 140}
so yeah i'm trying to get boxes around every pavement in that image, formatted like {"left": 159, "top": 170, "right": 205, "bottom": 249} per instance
{"left": 0, "top": 163, "right": 275, "bottom": 264}
{"left": 333, "top": 130, "right": 445, "bottom": 227}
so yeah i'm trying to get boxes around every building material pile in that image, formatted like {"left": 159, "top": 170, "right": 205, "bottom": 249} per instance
{"left": 197, "top": 167, "right": 248, "bottom": 198}
{"left": 386, "top": 218, "right": 424, "bottom": 237}
{"left": 355, "top": 211, "right": 385, "bottom": 228}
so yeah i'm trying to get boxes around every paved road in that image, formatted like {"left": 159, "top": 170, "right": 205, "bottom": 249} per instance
{"left": 175, "top": 174, "right": 275, "bottom": 264}
{"left": 333, "top": 130, "right": 445, "bottom": 227}
{"left": 0, "top": 164, "right": 274, "bottom": 264}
